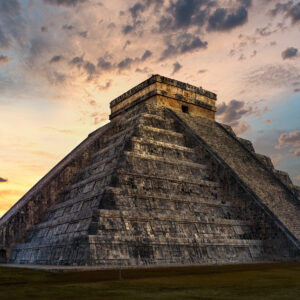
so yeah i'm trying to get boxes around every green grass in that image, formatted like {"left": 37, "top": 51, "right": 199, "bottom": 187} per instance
{"left": 0, "top": 263, "right": 299, "bottom": 300}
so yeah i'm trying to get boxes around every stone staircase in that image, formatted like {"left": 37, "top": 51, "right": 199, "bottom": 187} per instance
{"left": 170, "top": 109, "right": 300, "bottom": 250}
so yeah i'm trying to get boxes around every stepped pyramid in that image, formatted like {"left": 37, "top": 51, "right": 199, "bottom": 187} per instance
{"left": 0, "top": 75, "right": 299, "bottom": 266}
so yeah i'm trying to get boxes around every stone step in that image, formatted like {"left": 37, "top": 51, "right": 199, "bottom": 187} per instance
{"left": 173, "top": 111, "right": 300, "bottom": 244}
{"left": 77, "top": 156, "right": 118, "bottom": 182}
{"left": 131, "top": 136, "right": 193, "bottom": 153}
{"left": 124, "top": 151, "right": 207, "bottom": 170}
{"left": 89, "top": 234, "right": 263, "bottom": 247}
{"left": 135, "top": 125, "right": 185, "bottom": 146}
{"left": 68, "top": 169, "right": 113, "bottom": 192}
{"left": 96, "top": 209, "right": 251, "bottom": 226}
{"left": 130, "top": 137, "right": 199, "bottom": 163}
{"left": 106, "top": 186, "right": 230, "bottom": 207}
{"left": 91, "top": 137, "right": 124, "bottom": 161}
{"left": 123, "top": 152, "right": 209, "bottom": 180}
{"left": 95, "top": 231, "right": 251, "bottom": 242}
{"left": 115, "top": 170, "right": 219, "bottom": 190}
{"left": 140, "top": 113, "right": 176, "bottom": 131}
{"left": 29, "top": 209, "right": 94, "bottom": 232}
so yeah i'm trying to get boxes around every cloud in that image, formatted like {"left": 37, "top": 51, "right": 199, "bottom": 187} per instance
{"left": 171, "top": 0, "right": 202, "bottom": 28}
{"left": 0, "top": 0, "right": 20, "bottom": 14}
{"left": 281, "top": 47, "right": 298, "bottom": 60}
{"left": 129, "top": 2, "right": 145, "bottom": 20}
{"left": 47, "top": 71, "right": 66, "bottom": 85}
{"left": 276, "top": 130, "right": 300, "bottom": 149}
{"left": 0, "top": 0, "right": 24, "bottom": 49}
{"left": 0, "top": 26, "right": 10, "bottom": 49}
{"left": 160, "top": 33, "right": 207, "bottom": 60}
{"left": 70, "top": 56, "right": 84, "bottom": 67}
{"left": 234, "top": 120, "right": 251, "bottom": 135}
{"left": 239, "top": 0, "right": 252, "bottom": 8}
{"left": 118, "top": 57, "right": 135, "bottom": 71}
{"left": 123, "top": 40, "right": 131, "bottom": 50}
{"left": 270, "top": 153, "right": 286, "bottom": 167}
{"left": 245, "top": 64, "right": 300, "bottom": 88}
{"left": 27, "top": 150, "right": 58, "bottom": 159}
{"left": 44, "top": 0, "right": 88, "bottom": 6}
{"left": 78, "top": 31, "right": 88, "bottom": 38}
{"left": 256, "top": 24, "right": 277, "bottom": 37}
{"left": 0, "top": 177, "right": 8, "bottom": 183}
{"left": 270, "top": 1, "right": 293, "bottom": 17}
{"left": 207, "top": 6, "right": 248, "bottom": 31}
{"left": 97, "top": 80, "right": 112, "bottom": 90}
{"left": 172, "top": 61, "right": 182, "bottom": 74}
{"left": 49, "top": 55, "right": 63, "bottom": 63}
{"left": 122, "top": 25, "right": 134, "bottom": 35}
{"left": 157, "top": 0, "right": 213, "bottom": 32}
{"left": 289, "top": 2, "right": 300, "bottom": 23}
{"left": 136, "top": 67, "right": 151, "bottom": 73}
{"left": 41, "top": 26, "right": 48, "bottom": 32}
{"left": 97, "top": 57, "right": 113, "bottom": 70}
{"left": 0, "top": 54, "right": 9, "bottom": 63}
{"left": 43, "top": 127, "right": 74, "bottom": 134}
{"left": 265, "top": 119, "right": 273, "bottom": 124}
{"left": 62, "top": 24, "right": 74, "bottom": 31}
{"left": 84, "top": 61, "right": 97, "bottom": 80}
{"left": 292, "top": 148, "right": 300, "bottom": 157}
{"left": 270, "top": 1, "right": 300, "bottom": 24}
{"left": 141, "top": 50, "right": 152, "bottom": 61}
{"left": 216, "top": 99, "right": 252, "bottom": 126}
{"left": 0, "top": 189, "right": 24, "bottom": 199}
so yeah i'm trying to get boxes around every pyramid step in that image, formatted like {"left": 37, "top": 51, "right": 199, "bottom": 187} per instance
{"left": 91, "top": 137, "right": 125, "bottom": 161}
{"left": 136, "top": 125, "right": 185, "bottom": 146}
{"left": 124, "top": 151, "right": 207, "bottom": 170}
{"left": 29, "top": 208, "right": 94, "bottom": 233}
{"left": 89, "top": 234, "right": 263, "bottom": 247}
{"left": 115, "top": 171, "right": 219, "bottom": 194}
{"left": 131, "top": 137, "right": 192, "bottom": 152}
{"left": 94, "top": 231, "right": 253, "bottom": 242}
{"left": 96, "top": 209, "right": 251, "bottom": 226}
{"left": 130, "top": 137, "right": 199, "bottom": 163}
{"left": 77, "top": 156, "right": 118, "bottom": 182}
{"left": 140, "top": 113, "right": 176, "bottom": 130}
{"left": 96, "top": 218, "right": 254, "bottom": 240}
{"left": 109, "top": 198, "right": 239, "bottom": 220}
{"left": 106, "top": 186, "right": 227, "bottom": 206}
{"left": 123, "top": 152, "right": 209, "bottom": 179}
{"left": 67, "top": 170, "right": 113, "bottom": 196}
{"left": 46, "top": 191, "right": 102, "bottom": 216}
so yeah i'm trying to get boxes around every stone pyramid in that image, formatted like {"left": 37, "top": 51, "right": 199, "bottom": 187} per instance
{"left": 0, "top": 75, "right": 299, "bottom": 266}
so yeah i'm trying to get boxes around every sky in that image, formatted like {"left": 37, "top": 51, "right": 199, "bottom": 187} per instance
{"left": 0, "top": 0, "right": 300, "bottom": 217}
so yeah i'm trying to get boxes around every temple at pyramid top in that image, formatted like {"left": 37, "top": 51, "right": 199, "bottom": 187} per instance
{"left": 110, "top": 74, "right": 217, "bottom": 120}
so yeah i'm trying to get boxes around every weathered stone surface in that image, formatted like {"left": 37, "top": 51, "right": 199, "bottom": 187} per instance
{"left": 0, "top": 75, "right": 299, "bottom": 265}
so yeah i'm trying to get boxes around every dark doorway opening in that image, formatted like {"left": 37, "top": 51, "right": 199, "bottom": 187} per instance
{"left": 0, "top": 249, "right": 7, "bottom": 263}
{"left": 182, "top": 105, "right": 189, "bottom": 113}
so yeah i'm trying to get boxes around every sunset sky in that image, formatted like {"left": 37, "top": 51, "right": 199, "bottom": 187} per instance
{"left": 0, "top": 0, "right": 300, "bottom": 217}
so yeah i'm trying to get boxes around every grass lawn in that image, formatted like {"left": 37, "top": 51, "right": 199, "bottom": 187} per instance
{"left": 0, "top": 262, "right": 299, "bottom": 300}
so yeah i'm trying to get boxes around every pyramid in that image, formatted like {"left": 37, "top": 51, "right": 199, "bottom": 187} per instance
{"left": 0, "top": 75, "right": 299, "bottom": 266}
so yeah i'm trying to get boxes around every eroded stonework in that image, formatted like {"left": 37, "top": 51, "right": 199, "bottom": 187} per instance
{"left": 0, "top": 75, "right": 299, "bottom": 265}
